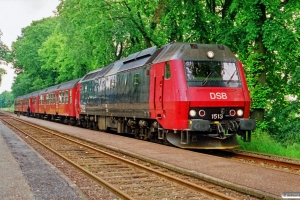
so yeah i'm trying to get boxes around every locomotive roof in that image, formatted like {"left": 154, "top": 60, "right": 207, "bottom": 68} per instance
{"left": 105, "top": 60, "right": 123, "bottom": 76}
{"left": 118, "top": 46, "right": 157, "bottom": 72}
{"left": 80, "top": 64, "right": 113, "bottom": 82}
{"left": 79, "top": 46, "right": 157, "bottom": 83}
{"left": 151, "top": 42, "right": 238, "bottom": 64}
{"left": 78, "top": 43, "right": 238, "bottom": 84}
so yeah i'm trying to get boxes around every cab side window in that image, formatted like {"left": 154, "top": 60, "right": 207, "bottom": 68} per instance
{"left": 165, "top": 62, "right": 171, "bottom": 79}
{"left": 134, "top": 73, "right": 139, "bottom": 85}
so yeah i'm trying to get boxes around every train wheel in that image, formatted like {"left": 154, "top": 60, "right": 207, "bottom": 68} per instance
{"left": 70, "top": 119, "right": 76, "bottom": 126}
{"left": 87, "top": 122, "right": 92, "bottom": 129}
{"left": 92, "top": 122, "right": 98, "bottom": 130}
{"left": 82, "top": 120, "right": 87, "bottom": 128}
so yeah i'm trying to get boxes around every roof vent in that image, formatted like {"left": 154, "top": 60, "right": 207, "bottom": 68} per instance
{"left": 190, "top": 44, "right": 198, "bottom": 49}
{"left": 218, "top": 45, "right": 225, "bottom": 50}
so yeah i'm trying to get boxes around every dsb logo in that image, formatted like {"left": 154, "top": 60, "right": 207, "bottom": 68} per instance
{"left": 210, "top": 92, "right": 227, "bottom": 99}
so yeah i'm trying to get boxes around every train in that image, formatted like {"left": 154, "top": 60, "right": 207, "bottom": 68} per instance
{"left": 14, "top": 42, "right": 256, "bottom": 149}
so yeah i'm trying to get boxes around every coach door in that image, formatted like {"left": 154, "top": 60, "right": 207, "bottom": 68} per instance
{"left": 75, "top": 83, "right": 81, "bottom": 118}
{"left": 55, "top": 92, "right": 59, "bottom": 113}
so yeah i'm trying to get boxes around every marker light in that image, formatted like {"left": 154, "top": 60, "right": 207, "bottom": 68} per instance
{"left": 237, "top": 109, "right": 244, "bottom": 117}
{"left": 189, "top": 110, "right": 197, "bottom": 117}
{"left": 199, "top": 110, "right": 206, "bottom": 117}
{"left": 207, "top": 51, "right": 214, "bottom": 59}
{"left": 229, "top": 109, "right": 236, "bottom": 116}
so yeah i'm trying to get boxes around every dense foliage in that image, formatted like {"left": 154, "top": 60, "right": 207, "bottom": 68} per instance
{"left": 7, "top": 18, "right": 59, "bottom": 96}
{"left": 0, "top": 91, "right": 14, "bottom": 108}
{"left": 0, "top": 30, "right": 8, "bottom": 86}
{"left": 3, "top": 0, "right": 300, "bottom": 147}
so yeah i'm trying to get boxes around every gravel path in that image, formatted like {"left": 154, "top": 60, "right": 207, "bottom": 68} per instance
{"left": 0, "top": 132, "right": 34, "bottom": 200}
{"left": 0, "top": 121, "right": 81, "bottom": 200}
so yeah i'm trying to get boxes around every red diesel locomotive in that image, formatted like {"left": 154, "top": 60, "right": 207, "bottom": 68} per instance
{"left": 15, "top": 42, "right": 255, "bottom": 149}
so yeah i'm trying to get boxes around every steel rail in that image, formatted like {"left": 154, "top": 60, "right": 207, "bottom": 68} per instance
{"left": 229, "top": 150, "right": 300, "bottom": 172}
{"left": 3, "top": 118, "right": 132, "bottom": 200}
{"left": 5, "top": 116, "right": 237, "bottom": 200}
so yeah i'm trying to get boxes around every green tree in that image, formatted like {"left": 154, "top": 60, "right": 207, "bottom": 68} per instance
{"left": 0, "top": 91, "right": 14, "bottom": 108}
{"left": 56, "top": 0, "right": 164, "bottom": 78}
{"left": 38, "top": 32, "right": 72, "bottom": 82}
{"left": 8, "top": 17, "right": 59, "bottom": 96}
{"left": 221, "top": 0, "right": 300, "bottom": 144}
{"left": 157, "top": 0, "right": 212, "bottom": 43}
{"left": 0, "top": 30, "right": 8, "bottom": 86}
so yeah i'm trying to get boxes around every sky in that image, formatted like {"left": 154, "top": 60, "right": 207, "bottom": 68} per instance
{"left": 0, "top": 0, "right": 60, "bottom": 93}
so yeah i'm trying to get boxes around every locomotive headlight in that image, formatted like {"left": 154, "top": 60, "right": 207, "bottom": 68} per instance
{"left": 237, "top": 109, "right": 244, "bottom": 117}
{"left": 207, "top": 51, "right": 214, "bottom": 59}
{"left": 189, "top": 110, "right": 197, "bottom": 117}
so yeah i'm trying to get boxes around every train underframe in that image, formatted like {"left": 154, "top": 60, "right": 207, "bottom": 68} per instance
{"left": 75, "top": 114, "right": 253, "bottom": 149}
{"left": 16, "top": 111, "right": 252, "bottom": 149}
{"left": 16, "top": 111, "right": 77, "bottom": 126}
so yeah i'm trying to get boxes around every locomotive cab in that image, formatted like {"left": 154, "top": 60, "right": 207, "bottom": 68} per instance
{"left": 150, "top": 43, "right": 256, "bottom": 149}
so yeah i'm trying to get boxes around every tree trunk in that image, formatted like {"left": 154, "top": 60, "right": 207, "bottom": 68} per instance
{"left": 252, "top": 2, "right": 267, "bottom": 122}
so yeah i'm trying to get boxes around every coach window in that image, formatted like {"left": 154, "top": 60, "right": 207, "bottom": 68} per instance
{"left": 165, "top": 62, "right": 171, "bottom": 79}
{"left": 62, "top": 92, "right": 65, "bottom": 104}
{"left": 59, "top": 92, "right": 62, "bottom": 104}
{"left": 134, "top": 73, "right": 139, "bottom": 85}
{"left": 70, "top": 90, "right": 72, "bottom": 104}
{"left": 65, "top": 90, "right": 69, "bottom": 104}
{"left": 52, "top": 93, "right": 54, "bottom": 104}
{"left": 110, "top": 78, "right": 116, "bottom": 88}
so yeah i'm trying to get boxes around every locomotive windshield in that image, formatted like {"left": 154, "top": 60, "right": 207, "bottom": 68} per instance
{"left": 184, "top": 60, "right": 241, "bottom": 87}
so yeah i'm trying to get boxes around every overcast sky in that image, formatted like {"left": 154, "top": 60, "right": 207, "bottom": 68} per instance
{"left": 0, "top": 0, "right": 60, "bottom": 93}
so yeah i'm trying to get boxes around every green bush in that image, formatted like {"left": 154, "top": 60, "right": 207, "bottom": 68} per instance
{"left": 238, "top": 130, "right": 300, "bottom": 159}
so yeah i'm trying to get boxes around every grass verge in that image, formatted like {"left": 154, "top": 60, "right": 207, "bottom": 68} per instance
{"left": 238, "top": 131, "right": 300, "bottom": 159}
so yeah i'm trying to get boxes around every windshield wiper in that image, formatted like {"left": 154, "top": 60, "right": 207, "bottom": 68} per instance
{"left": 226, "top": 69, "right": 237, "bottom": 85}
{"left": 201, "top": 71, "right": 213, "bottom": 86}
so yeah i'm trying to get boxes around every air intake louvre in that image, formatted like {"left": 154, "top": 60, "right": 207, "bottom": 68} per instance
{"left": 145, "top": 48, "right": 164, "bottom": 65}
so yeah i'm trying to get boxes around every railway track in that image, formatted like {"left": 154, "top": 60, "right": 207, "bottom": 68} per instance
{"left": 229, "top": 149, "right": 300, "bottom": 174}
{"left": 203, "top": 149, "right": 300, "bottom": 174}
{"left": 2, "top": 116, "right": 238, "bottom": 200}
